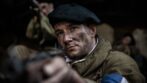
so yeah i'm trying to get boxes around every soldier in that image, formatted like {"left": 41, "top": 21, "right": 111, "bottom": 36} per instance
{"left": 27, "top": 3, "right": 145, "bottom": 83}
{"left": 26, "top": 0, "right": 56, "bottom": 48}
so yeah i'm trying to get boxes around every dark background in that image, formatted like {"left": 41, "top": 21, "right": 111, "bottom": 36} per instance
{"left": 0, "top": 0, "right": 146, "bottom": 31}
{"left": 0, "top": 0, "right": 146, "bottom": 46}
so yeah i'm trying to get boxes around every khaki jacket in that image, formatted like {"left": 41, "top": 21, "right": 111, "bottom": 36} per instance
{"left": 71, "top": 38, "right": 145, "bottom": 83}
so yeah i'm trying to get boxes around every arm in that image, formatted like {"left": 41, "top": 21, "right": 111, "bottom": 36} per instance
{"left": 27, "top": 57, "right": 96, "bottom": 83}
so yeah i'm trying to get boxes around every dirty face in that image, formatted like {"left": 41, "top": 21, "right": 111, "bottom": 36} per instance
{"left": 54, "top": 22, "right": 96, "bottom": 59}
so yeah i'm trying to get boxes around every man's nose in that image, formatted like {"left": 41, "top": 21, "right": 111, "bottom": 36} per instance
{"left": 63, "top": 33, "right": 72, "bottom": 44}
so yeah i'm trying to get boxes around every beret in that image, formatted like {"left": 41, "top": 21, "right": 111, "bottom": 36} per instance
{"left": 49, "top": 3, "right": 101, "bottom": 25}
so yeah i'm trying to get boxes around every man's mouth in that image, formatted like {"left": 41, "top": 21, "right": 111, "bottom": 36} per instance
{"left": 66, "top": 45, "right": 77, "bottom": 51}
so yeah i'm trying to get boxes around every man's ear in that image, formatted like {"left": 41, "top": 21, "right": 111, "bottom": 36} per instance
{"left": 88, "top": 25, "right": 97, "bottom": 37}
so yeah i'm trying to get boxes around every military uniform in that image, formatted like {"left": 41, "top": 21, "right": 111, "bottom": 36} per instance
{"left": 48, "top": 4, "right": 145, "bottom": 83}
{"left": 71, "top": 38, "right": 145, "bottom": 83}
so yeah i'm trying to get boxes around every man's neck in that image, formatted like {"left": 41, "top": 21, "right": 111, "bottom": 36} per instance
{"left": 69, "top": 37, "right": 99, "bottom": 64}
{"left": 88, "top": 37, "right": 98, "bottom": 55}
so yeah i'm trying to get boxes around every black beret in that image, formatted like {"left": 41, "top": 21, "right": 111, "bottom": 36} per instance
{"left": 49, "top": 3, "right": 101, "bottom": 25}
{"left": 37, "top": 0, "right": 54, "bottom": 3}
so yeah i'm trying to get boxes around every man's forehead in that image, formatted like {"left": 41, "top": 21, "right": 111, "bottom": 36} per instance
{"left": 54, "top": 22, "right": 89, "bottom": 30}
{"left": 53, "top": 22, "right": 69, "bottom": 31}
{"left": 54, "top": 22, "right": 75, "bottom": 28}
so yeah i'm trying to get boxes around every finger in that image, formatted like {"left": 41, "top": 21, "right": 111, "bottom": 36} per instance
{"left": 26, "top": 58, "right": 52, "bottom": 82}
{"left": 42, "top": 66, "right": 69, "bottom": 83}
{"left": 43, "top": 57, "right": 67, "bottom": 76}
{"left": 26, "top": 58, "right": 51, "bottom": 71}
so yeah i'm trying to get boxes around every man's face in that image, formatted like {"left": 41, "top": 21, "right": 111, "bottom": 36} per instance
{"left": 39, "top": 2, "right": 54, "bottom": 16}
{"left": 54, "top": 22, "right": 96, "bottom": 59}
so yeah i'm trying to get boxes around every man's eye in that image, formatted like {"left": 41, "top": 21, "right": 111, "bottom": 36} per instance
{"left": 56, "top": 31, "right": 64, "bottom": 36}
{"left": 70, "top": 26, "right": 79, "bottom": 32}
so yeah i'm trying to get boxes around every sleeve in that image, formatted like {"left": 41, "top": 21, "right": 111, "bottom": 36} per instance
{"left": 26, "top": 16, "right": 38, "bottom": 39}
{"left": 101, "top": 73, "right": 128, "bottom": 83}
{"left": 40, "top": 14, "right": 55, "bottom": 37}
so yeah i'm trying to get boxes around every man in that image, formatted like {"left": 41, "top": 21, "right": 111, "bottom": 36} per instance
{"left": 27, "top": 4, "right": 145, "bottom": 83}
{"left": 9, "top": 0, "right": 58, "bottom": 65}
{"left": 26, "top": 0, "right": 56, "bottom": 48}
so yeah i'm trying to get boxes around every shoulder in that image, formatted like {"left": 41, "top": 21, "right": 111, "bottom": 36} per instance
{"left": 107, "top": 51, "right": 137, "bottom": 65}
{"left": 103, "top": 50, "right": 140, "bottom": 74}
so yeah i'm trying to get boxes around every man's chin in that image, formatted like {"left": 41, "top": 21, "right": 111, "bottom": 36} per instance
{"left": 67, "top": 51, "right": 79, "bottom": 59}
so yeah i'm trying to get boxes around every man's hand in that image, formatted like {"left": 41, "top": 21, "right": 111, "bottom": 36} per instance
{"left": 26, "top": 57, "right": 85, "bottom": 83}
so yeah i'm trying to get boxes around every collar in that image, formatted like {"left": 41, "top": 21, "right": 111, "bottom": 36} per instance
{"left": 70, "top": 38, "right": 112, "bottom": 76}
